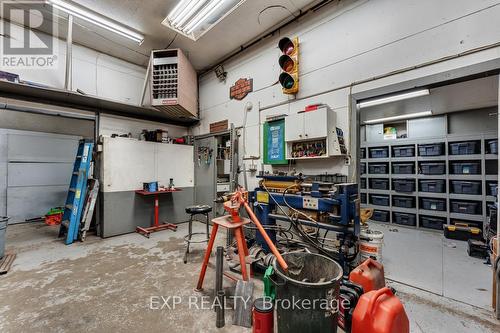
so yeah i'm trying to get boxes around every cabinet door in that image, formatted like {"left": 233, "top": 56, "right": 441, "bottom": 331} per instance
{"left": 303, "top": 109, "right": 328, "bottom": 139}
{"left": 285, "top": 113, "right": 304, "bottom": 141}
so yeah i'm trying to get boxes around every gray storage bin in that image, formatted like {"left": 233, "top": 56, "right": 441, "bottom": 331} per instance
{"left": 449, "top": 141, "right": 479, "bottom": 155}
{"left": 451, "top": 162, "right": 480, "bottom": 175}
{"left": 420, "top": 180, "right": 445, "bottom": 193}
{"left": 451, "top": 181, "right": 481, "bottom": 195}
{"left": 393, "top": 196, "right": 415, "bottom": 208}
{"left": 371, "top": 195, "right": 390, "bottom": 206}
{"left": 370, "top": 147, "right": 389, "bottom": 158}
{"left": 392, "top": 163, "right": 415, "bottom": 174}
{"left": 392, "top": 145, "right": 415, "bottom": 157}
{"left": 393, "top": 179, "right": 416, "bottom": 193}
{"left": 451, "top": 201, "right": 481, "bottom": 215}
{"left": 421, "top": 198, "right": 446, "bottom": 211}
{"left": 393, "top": 212, "right": 417, "bottom": 227}
{"left": 372, "top": 210, "right": 389, "bottom": 222}
{"left": 418, "top": 143, "right": 444, "bottom": 156}
{"left": 420, "top": 216, "right": 445, "bottom": 230}
{"left": 369, "top": 163, "right": 388, "bottom": 174}
{"left": 488, "top": 140, "right": 498, "bottom": 154}
{"left": 370, "top": 178, "right": 389, "bottom": 190}
{"left": 420, "top": 162, "right": 446, "bottom": 175}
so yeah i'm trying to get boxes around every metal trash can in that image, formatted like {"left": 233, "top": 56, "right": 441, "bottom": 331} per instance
{"left": 0, "top": 217, "right": 9, "bottom": 259}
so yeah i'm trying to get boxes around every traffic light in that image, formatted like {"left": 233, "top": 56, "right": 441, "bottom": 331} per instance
{"left": 278, "top": 37, "right": 299, "bottom": 95}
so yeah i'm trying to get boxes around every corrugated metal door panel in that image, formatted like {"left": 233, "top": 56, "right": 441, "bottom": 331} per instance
{"left": 7, "top": 133, "right": 79, "bottom": 162}
{"left": 7, "top": 163, "right": 73, "bottom": 187}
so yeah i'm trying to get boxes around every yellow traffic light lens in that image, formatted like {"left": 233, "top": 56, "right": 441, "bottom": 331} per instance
{"left": 279, "top": 73, "right": 295, "bottom": 89}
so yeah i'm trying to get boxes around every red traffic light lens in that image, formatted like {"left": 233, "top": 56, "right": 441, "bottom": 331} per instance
{"left": 279, "top": 73, "right": 295, "bottom": 89}
{"left": 279, "top": 55, "right": 295, "bottom": 72}
{"left": 278, "top": 37, "right": 295, "bottom": 55}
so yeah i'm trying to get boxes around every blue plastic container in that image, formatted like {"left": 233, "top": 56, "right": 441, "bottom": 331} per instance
{"left": 143, "top": 181, "right": 158, "bottom": 192}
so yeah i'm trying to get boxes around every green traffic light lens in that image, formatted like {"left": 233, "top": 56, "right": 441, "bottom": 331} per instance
{"left": 279, "top": 73, "right": 295, "bottom": 89}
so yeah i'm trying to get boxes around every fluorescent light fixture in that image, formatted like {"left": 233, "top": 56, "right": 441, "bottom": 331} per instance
{"left": 357, "top": 89, "right": 430, "bottom": 109}
{"left": 364, "top": 111, "right": 433, "bottom": 124}
{"left": 48, "top": 0, "right": 144, "bottom": 44}
{"left": 162, "top": 0, "right": 245, "bottom": 41}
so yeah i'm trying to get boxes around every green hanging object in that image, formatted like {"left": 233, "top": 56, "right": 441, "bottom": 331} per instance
{"left": 263, "top": 266, "right": 276, "bottom": 301}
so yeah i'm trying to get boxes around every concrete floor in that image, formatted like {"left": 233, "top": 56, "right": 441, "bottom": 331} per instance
{"left": 0, "top": 222, "right": 499, "bottom": 333}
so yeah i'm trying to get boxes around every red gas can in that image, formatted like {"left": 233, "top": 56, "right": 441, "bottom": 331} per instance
{"left": 253, "top": 298, "right": 274, "bottom": 333}
{"left": 352, "top": 287, "right": 410, "bottom": 333}
{"left": 349, "top": 258, "right": 385, "bottom": 292}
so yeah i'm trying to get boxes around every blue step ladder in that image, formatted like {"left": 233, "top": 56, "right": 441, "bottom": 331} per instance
{"left": 59, "top": 140, "right": 94, "bottom": 245}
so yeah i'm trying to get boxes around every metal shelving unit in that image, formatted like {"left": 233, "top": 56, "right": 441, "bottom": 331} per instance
{"left": 360, "top": 133, "right": 498, "bottom": 231}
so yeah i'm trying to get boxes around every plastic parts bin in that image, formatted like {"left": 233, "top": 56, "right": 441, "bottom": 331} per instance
{"left": 393, "top": 179, "right": 415, "bottom": 193}
{"left": 370, "top": 179, "right": 389, "bottom": 190}
{"left": 451, "top": 162, "right": 480, "bottom": 175}
{"left": 419, "top": 179, "right": 445, "bottom": 193}
{"left": 421, "top": 198, "right": 446, "bottom": 211}
{"left": 372, "top": 210, "right": 389, "bottom": 222}
{"left": 392, "top": 163, "right": 414, "bottom": 174}
{"left": 361, "top": 148, "right": 366, "bottom": 159}
{"left": 393, "top": 212, "right": 416, "bottom": 227}
{"left": 488, "top": 182, "right": 498, "bottom": 196}
{"left": 420, "top": 162, "right": 446, "bottom": 175}
{"left": 488, "top": 140, "right": 498, "bottom": 154}
{"left": 449, "top": 141, "right": 479, "bottom": 155}
{"left": 392, "top": 196, "right": 415, "bottom": 208}
{"left": 361, "top": 163, "right": 367, "bottom": 174}
{"left": 420, "top": 216, "right": 445, "bottom": 230}
{"left": 451, "top": 181, "right": 481, "bottom": 195}
{"left": 371, "top": 195, "right": 390, "bottom": 207}
{"left": 370, "top": 147, "right": 389, "bottom": 159}
{"left": 369, "top": 163, "right": 388, "bottom": 174}
{"left": 392, "top": 146, "right": 415, "bottom": 157}
{"left": 360, "top": 178, "right": 367, "bottom": 189}
{"left": 418, "top": 143, "right": 444, "bottom": 156}
{"left": 361, "top": 193, "right": 367, "bottom": 204}
{"left": 451, "top": 201, "right": 481, "bottom": 215}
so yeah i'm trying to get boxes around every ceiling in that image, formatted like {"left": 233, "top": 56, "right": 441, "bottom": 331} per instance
{"left": 47, "top": 0, "right": 320, "bottom": 70}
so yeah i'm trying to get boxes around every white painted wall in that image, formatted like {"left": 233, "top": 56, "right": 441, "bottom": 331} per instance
{"left": 0, "top": 19, "right": 146, "bottom": 105}
{"left": 196, "top": 0, "right": 500, "bottom": 189}
{"left": 99, "top": 115, "right": 189, "bottom": 139}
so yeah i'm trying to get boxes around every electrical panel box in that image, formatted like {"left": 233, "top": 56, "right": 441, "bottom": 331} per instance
{"left": 284, "top": 105, "right": 346, "bottom": 159}
{"left": 150, "top": 49, "right": 198, "bottom": 119}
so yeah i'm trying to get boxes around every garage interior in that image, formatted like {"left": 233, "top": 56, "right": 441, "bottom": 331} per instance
{"left": 0, "top": 1, "right": 499, "bottom": 333}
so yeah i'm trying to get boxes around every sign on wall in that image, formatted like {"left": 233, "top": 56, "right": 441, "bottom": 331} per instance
{"left": 209, "top": 119, "right": 229, "bottom": 133}
{"left": 230, "top": 78, "right": 253, "bottom": 100}
{"left": 263, "top": 119, "right": 287, "bottom": 165}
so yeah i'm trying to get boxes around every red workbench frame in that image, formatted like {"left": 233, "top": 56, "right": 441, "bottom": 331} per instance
{"left": 135, "top": 189, "right": 182, "bottom": 238}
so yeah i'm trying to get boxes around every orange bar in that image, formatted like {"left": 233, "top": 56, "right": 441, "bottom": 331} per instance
{"left": 242, "top": 200, "right": 288, "bottom": 272}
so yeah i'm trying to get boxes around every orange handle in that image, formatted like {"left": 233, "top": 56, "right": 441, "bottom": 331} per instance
{"left": 366, "top": 258, "right": 382, "bottom": 270}
{"left": 242, "top": 200, "right": 289, "bottom": 272}
{"left": 367, "top": 287, "right": 392, "bottom": 316}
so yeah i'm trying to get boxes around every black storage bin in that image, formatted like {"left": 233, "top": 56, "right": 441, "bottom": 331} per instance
{"left": 360, "top": 178, "right": 366, "bottom": 189}
{"left": 420, "top": 180, "right": 445, "bottom": 193}
{"left": 420, "top": 162, "right": 446, "bottom": 175}
{"left": 418, "top": 143, "right": 444, "bottom": 156}
{"left": 369, "top": 147, "right": 389, "bottom": 158}
{"left": 393, "top": 145, "right": 415, "bottom": 157}
{"left": 488, "top": 140, "right": 498, "bottom": 154}
{"left": 371, "top": 195, "right": 390, "bottom": 206}
{"left": 392, "top": 163, "right": 415, "bottom": 174}
{"left": 360, "top": 193, "right": 367, "bottom": 204}
{"left": 360, "top": 163, "right": 367, "bottom": 175}
{"left": 450, "top": 162, "right": 480, "bottom": 175}
{"left": 421, "top": 198, "right": 446, "bottom": 211}
{"left": 451, "top": 181, "right": 481, "bottom": 195}
{"left": 393, "top": 196, "right": 415, "bottom": 208}
{"left": 369, "top": 163, "right": 388, "bottom": 174}
{"left": 420, "top": 216, "right": 445, "bottom": 230}
{"left": 393, "top": 212, "right": 416, "bottom": 227}
{"left": 360, "top": 148, "right": 366, "bottom": 159}
{"left": 372, "top": 210, "right": 389, "bottom": 222}
{"left": 370, "top": 178, "right": 389, "bottom": 190}
{"left": 449, "top": 141, "right": 479, "bottom": 155}
{"left": 451, "top": 201, "right": 481, "bottom": 215}
{"left": 488, "top": 182, "right": 498, "bottom": 196}
{"left": 393, "top": 179, "right": 416, "bottom": 193}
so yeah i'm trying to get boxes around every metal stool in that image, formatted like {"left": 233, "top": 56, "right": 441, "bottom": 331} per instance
{"left": 184, "top": 205, "right": 212, "bottom": 264}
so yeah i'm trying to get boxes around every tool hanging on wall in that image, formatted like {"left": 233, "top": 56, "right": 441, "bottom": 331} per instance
{"left": 197, "top": 146, "right": 213, "bottom": 166}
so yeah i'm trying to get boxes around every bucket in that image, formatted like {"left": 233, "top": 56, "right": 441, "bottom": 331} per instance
{"left": 0, "top": 216, "right": 9, "bottom": 259}
{"left": 272, "top": 252, "right": 343, "bottom": 333}
{"left": 359, "top": 229, "right": 384, "bottom": 263}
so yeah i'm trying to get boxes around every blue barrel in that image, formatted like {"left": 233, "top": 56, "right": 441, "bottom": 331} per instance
{"left": 0, "top": 217, "right": 9, "bottom": 259}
